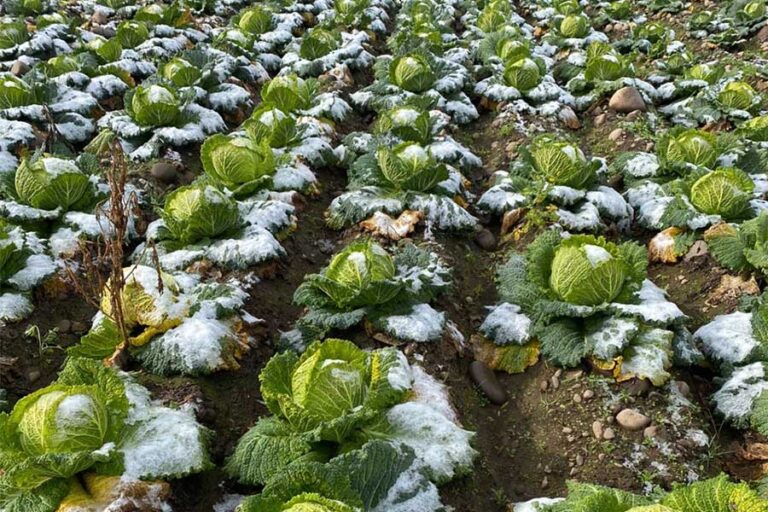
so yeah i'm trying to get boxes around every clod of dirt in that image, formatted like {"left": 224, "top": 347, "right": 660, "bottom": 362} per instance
{"left": 151, "top": 162, "right": 178, "bottom": 184}
{"left": 609, "top": 87, "right": 647, "bottom": 113}
{"left": 469, "top": 360, "right": 507, "bottom": 405}
{"left": 616, "top": 408, "right": 652, "bottom": 431}
{"left": 474, "top": 229, "right": 497, "bottom": 251}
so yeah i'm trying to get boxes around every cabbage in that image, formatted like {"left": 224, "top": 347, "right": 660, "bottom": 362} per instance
{"left": 14, "top": 155, "right": 93, "bottom": 211}
{"left": 389, "top": 53, "right": 436, "bottom": 93}
{"left": 503, "top": 58, "right": 541, "bottom": 91}
{"left": 558, "top": 14, "right": 590, "bottom": 38}
{"left": 689, "top": 168, "right": 754, "bottom": 220}
{"left": 584, "top": 42, "right": 629, "bottom": 82}
{"left": 529, "top": 135, "right": 597, "bottom": 189}
{"left": 307, "top": 239, "right": 402, "bottom": 309}
{"left": 134, "top": 4, "right": 165, "bottom": 23}
{"left": 238, "top": 6, "right": 273, "bottom": 34}
{"left": 87, "top": 36, "right": 123, "bottom": 63}
{"left": 115, "top": 21, "right": 150, "bottom": 49}
{"left": 717, "top": 81, "right": 757, "bottom": 110}
{"left": 739, "top": 114, "right": 768, "bottom": 141}
{"left": 261, "top": 74, "right": 314, "bottom": 113}
{"left": 0, "top": 75, "right": 34, "bottom": 109}
{"left": 477, "top": 0, "right": 512, "bottom": 32}
{"left": 375, "top": 105, "right": 433, "bottom": 144}
{"left": 555, "top": 0, "right": 581, "bottom": 15}
{"left": 743, "top": 0, "right": 767, "bottom": 19}
{"left": 299, "top": 28, "right": 342, "bottom": 60}
{"left": 200, "top": 134, "right": 276, "bottom": 195}
{"left": 160, "top": 185, "right": 241, "bottom": 245}
{"left": 0, "top": 21, "right": 28, "bottom": 50}
{"left": 100, "top": 266, "right": 181, "bottom": 329}
{"left": 161, "top": 57, "right": 202, "bottom": 87}
{"left": 126, "top": 85, "right": 183, "bottom": 128}
{"left": 376, "top": 142, "right": 448, "bottom": 192}
{"left": 42, "top": 55, "right": 80, "bottom": 77}
{"left": 549, "top": 237, "right": 630, "bottom": 306}
{"left": 243, "top": 105, "right": 300, "bottom": 148}
{"left": 684, "top": 63, "right": 724, "bottom": 84}
{"left": 0, "top": 222, "right": 32, "bottom": 286}
{"left": 496, "top": 38, "right": 530, "bottom": 63}
{"left": 659, "top": 129, "right": 719, "bottom": 169}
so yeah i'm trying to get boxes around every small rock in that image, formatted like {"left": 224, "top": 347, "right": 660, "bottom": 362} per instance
{"left": 758, "top": 25, "right": 768, "bottom": 42}
{"left": 573, "top": 394, "right": 582, "bottom": 404}
{"left": 91, "top": 10, "right": 108, "bottom": 24}
{"left": 598, "top": 453, "right": 605, "bottom": 461}
{"left": 565, "top": 370, "right": 583, "bottom": 381}
{"left": 575, "top": 454, "right": 584, "bottom": 466}
{"left": 609, "top": 87, "right": 647, "bottom": 113}
{"left": 592, "top": 420, "right": 604, "bottom": 439}
{"left": 57, "top": 319, "right": 72, "bottom": 334}
{"left": 643, "top": 426, "right": 659, "bottom": 439}
{"left": 559, "top": 106, "right": 581, "bottom": 130}
{"left": 582, "top": 389, "right": 595, "bottom": 400}
{"left": 10, "top": 60, "right": 30, "bottom": 76}
{"left": 645, "top": 142, "right": 655, "bottom": 152}
{"left": 616, "top": 408, "right": 652, "bottom": 431}
{"left": 550, "top": 375, "right": 560, "bottom": 390}
{"left": 603, "top": 428, "right": 616, "bottom": 440}
{"left": 71, "top": 321, "right": 87, "bottom": 333}
{"left": 562, "top": 427, "right": 573, "bottom": 434}
{"left": 27, "top": 369, "right": 41, "bottom": 383}
{"left": 569, "top": 467, "right": 578, "bottom": 476}
{"left": 474, "top": 229, "right": 497, "bottom": 251}
{"left": 567, "top": 435, "right": 576, "bottom": 443}
{"left": 609, "top": 128, "right": 624, "bottom": 142}
{"left": 541, "top": 476, "right": 549, "bottom": 489}
{"left": 540, "top": 380, "right": 549, "bottom": 392}
{"left": 626, "top": 109, "right": 643, "bottom": 121}
{"left": 624, "top": 378, "right": 651, "bottom": 397}
{"left": 674, "top": 380, "right": 692, "bottom": 398}
{"left": 605, "top": 23, "right": 614, "bottom": 32}
{"left": 684, "top": 241, "right": 708, "bottom": 262}
{"left": 594, "top": 113, "right": 607, "bottom": 127}
{"left": 469, "top": 361, "right": 508, "bottom": 405}
{"left": 151, "top": 162, "right": 177, "bottom": 183}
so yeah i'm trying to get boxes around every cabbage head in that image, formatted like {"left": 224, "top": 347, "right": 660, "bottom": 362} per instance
{"left": 308, "top": 240, "right": 403, "bottom": 310}
{"left": 200, "top": 134, "right": 276, "bottom": 195}
{"left": 43, "top": 55, "right": 80, "bottom": 77}
{"left": 134, "top": 4, "right": 165, "bottom": 24}
{"left": 684, "top": 63, "right": 724, "bottom": 84}
{"left": 558, "top": 14, "right": 590, "bottom": 38}
{"left": 0, "top": 222, "right": 32, "bottom": 285}
{"left": 101, "top": 265, "right": 180, "bottom": 330}
{"left": 738, "top": 114, "right": 768, "bottom": 141}
{"left": 529, "top": 135, "right": 597, "bottom": 189}
{"left": 261, "top": 74, "right": 314, "bottom": 113}
{"left": 161, "top": 57, "right": 202, "bottom": 88}
{"left": 477, "top": 0, "right": 512, "bottom": 32}
{"left": 742, "top": 0, "right": 767, "bottom": 19}
{"left": 584, "top": 42, "right": 628, "bottom": 82}
{"left": 87, "top": 36, "right": 123, "bottom": 64}
{"left": 689, "top": 168, "right": 755, "bottom": 220}
{"left": 238, "top": 6, "right": 273, "bottom": 35}
{"left": 375, "top": 105, "right": 432, "bottom": 145}
{"left": 717, "top": 81, "right": 757, "bottom": 110}
{"left": 548, "top": 236, "right": 636, "bottom": 306}
{"left": 126, "top": 85, "right": 183, "bottom": 128}
{"left": 115, "top": 21, "right": 150, "bottom": 49}
{"left": 389, "top": 53, "right": 436, "bottom": 93}
{"left": 0, "top": 75, "right": 34, "bottom": 109}
{"left": 161, "top": 185, "right": 241, "bottom": 245}
{"left": 0, "top": 21, "right": 28, "bottom": 50}
{"left": 659, "top": 129, "right": 718, "bottom": 169}
{"left": 376, "top": 142, "right": 449, "bottom": 192}
{"left": 555, "top": 0, "right": 581, "bottom": 15}
{"left": 503, "top": 58, "right": 541, "bottom": 92}
{"left": 243, "top": 105, "right": 300, "bottom": 148}
{"left": 14, "top": 156, "right": 93, "bottom": 211}
{"left": 299, "top": 28, "right": 342, "bottom": 61}
{"left": 496, "top": 38, "right": 530, "bottom": 63}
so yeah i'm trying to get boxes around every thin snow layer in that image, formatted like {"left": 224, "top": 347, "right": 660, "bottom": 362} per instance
{"left": 586, "top": 186, "right": 632, "bottom": 219}
{"left": 0, "top": 292, "right": 33, "bottom": 322}
{"left": 410, "top": 365, "right": 458, "bottom": 424}
{"left": 624, "top": 152, "right": 660, "bottom": 178}
{"left": 587, "top": 317, "right": 639, "bottom": 360}
{"left": 513, "top": 498, "right": 565, "bottom": 511}
{"left": 387, "top": 350, "right": 414, "bottom": 392}
{"left": 206, "top": 226, "right": 285, "bottom": 268}
{"left": 612, "top": 280, "right": 686, "bottom": 324}
{"left": 713, "top": 363, "right": 768, "bottom": 422}
{"left": 407, "top": 194, "right": 478, "bottom": 231}
{"left": 620, "top": 328, "right": 673, "bottom": 386}
{"left": 584, "top": 244, "right": 612, "bottom": 267}
{"left": 370, "top": 459, "right": 444, "bottom": 512}
{"left": 55, "top": 394, "right": 96, "bottom": 428}
{"left": 150, "top": 318, "right": 231, "bottom": 372}
{"left": 384, "top": 303, "right": 445, "bottom": 342}
{"left": 8, "top": 254, "right": 56, "bottom": 291}
{"left": 480, "top": 302, "right": 532, "bottom": 345}
{"left": 213, "top": 494, "right": 245, "bottom": 512}
{"left": 694, "top": 312, "right": 758, "bottom": 365}
{"left": 120, "top": 405, "right": 209, "bottom": 479}
{"left": 556, "top": 202, "right": 602, "bottom": 231}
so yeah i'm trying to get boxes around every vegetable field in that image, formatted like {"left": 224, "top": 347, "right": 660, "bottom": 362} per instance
{"left": 4, "top": 0, "right": 768, "bottom": 509}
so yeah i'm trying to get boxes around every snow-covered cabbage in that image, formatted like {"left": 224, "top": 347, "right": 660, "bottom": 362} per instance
{"left": 200, "top": 134, "right": 276, "bottom": 196}
{"left": 126, "top": 84, "right": 183, "bottom": 128}
{"left": 14, "top": 155, "right": 94, "bottom": 211}
{"left": 160, "top": 185, "right": 241, "bottom": 245}
{"left": 529, "top": 135, "right": 598, "bottom": 189}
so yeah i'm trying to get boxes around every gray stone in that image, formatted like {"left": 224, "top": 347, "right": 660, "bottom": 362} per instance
{"left": 616, "top": 408, "right": 652, "bottom": 431}
{"left": 151, "top": 162, "right": 177, "bottom": 183}
{"left": 609, "top": 87, "right": 647, "bottom": 113}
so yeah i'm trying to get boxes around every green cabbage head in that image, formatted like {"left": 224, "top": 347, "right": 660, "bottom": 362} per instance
{"left": 477, "top": 0, "right": 511, "bottom": 32}
{"left": 717, "top": 81, "right": 757, "bottom": 110}
{"left": 389, "top": 53, "right": 436, "bottom": 93}
{"left": 684, "top": 63, "right": 724, "bottom": 84}
{"left": 738, "top": 115, "right": 768, "bottom": 141}
{"left": 496, "top": 38, "right": 530, "bottom": 63}
{"left": 299, "top": 28, "right": 341, "bottom": 60}
{"left": 376, "top": 142, "right": 449, "bottom": 192}
{"left": 14, "top": 156, "right": 93, "bottom": 211}
{"left": 161, "top": 185, "right": 241, "bottom": 245}
{"left": 201, "top": 134, "right": 276, "bottom": 195}
{"left": 162, "top": 57, "right": 202, "bottom": 87}
{"left": 529, "top": 136, "right": 597, "bottom": 189}
{"left": 238, "top": 6, "right": 273, "bottom": 35}
{"left": 584, "top": 42, "right": 628, "bottom": 82}
{"left": 0, "top": 75, "right": 34, "bottom": 109}
{"left": 243, "top": 105, "right": 300, "bottom": 148}
{"left": 689, "top": 168, "right": 755, "bottom": 220}
{"left": 659, "top": 129, "right": 718, "bottom": 169}
{"left": 558, "top": 14, "right": 590, "bottom": 38}
{"left": 742, "top": 0, "right": 767, "bottom": 19}
{"left": 261, "top": 74, "right": 314, "bottom": 113}
{"left": 101, "top": 265, "right": 180, "bottom": 329}
{"left": 0, "top": 21, "right": 28, "bottom": 50}
{"left": 87, "top": 36, "right": 123, "bottom": 63}
{"left": 43, "top": 55, "right": 80, "bottom": 77}
{"left": 548, "top": 236, "right": 635, "bottom": 306}
{"left": 116, "top": 21, "right": 150, "bottom": 49}
{"left": 375, "top": 105, "right": 432, "bottom": 145}
{"left": 503, "top": 58, "right": 541, "bottom": 92}
{"left": 126, "top": 84, "right": 183, "bottom": 128}
{"left": 309, "top": 240, "right": 403, "bottom": 310}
